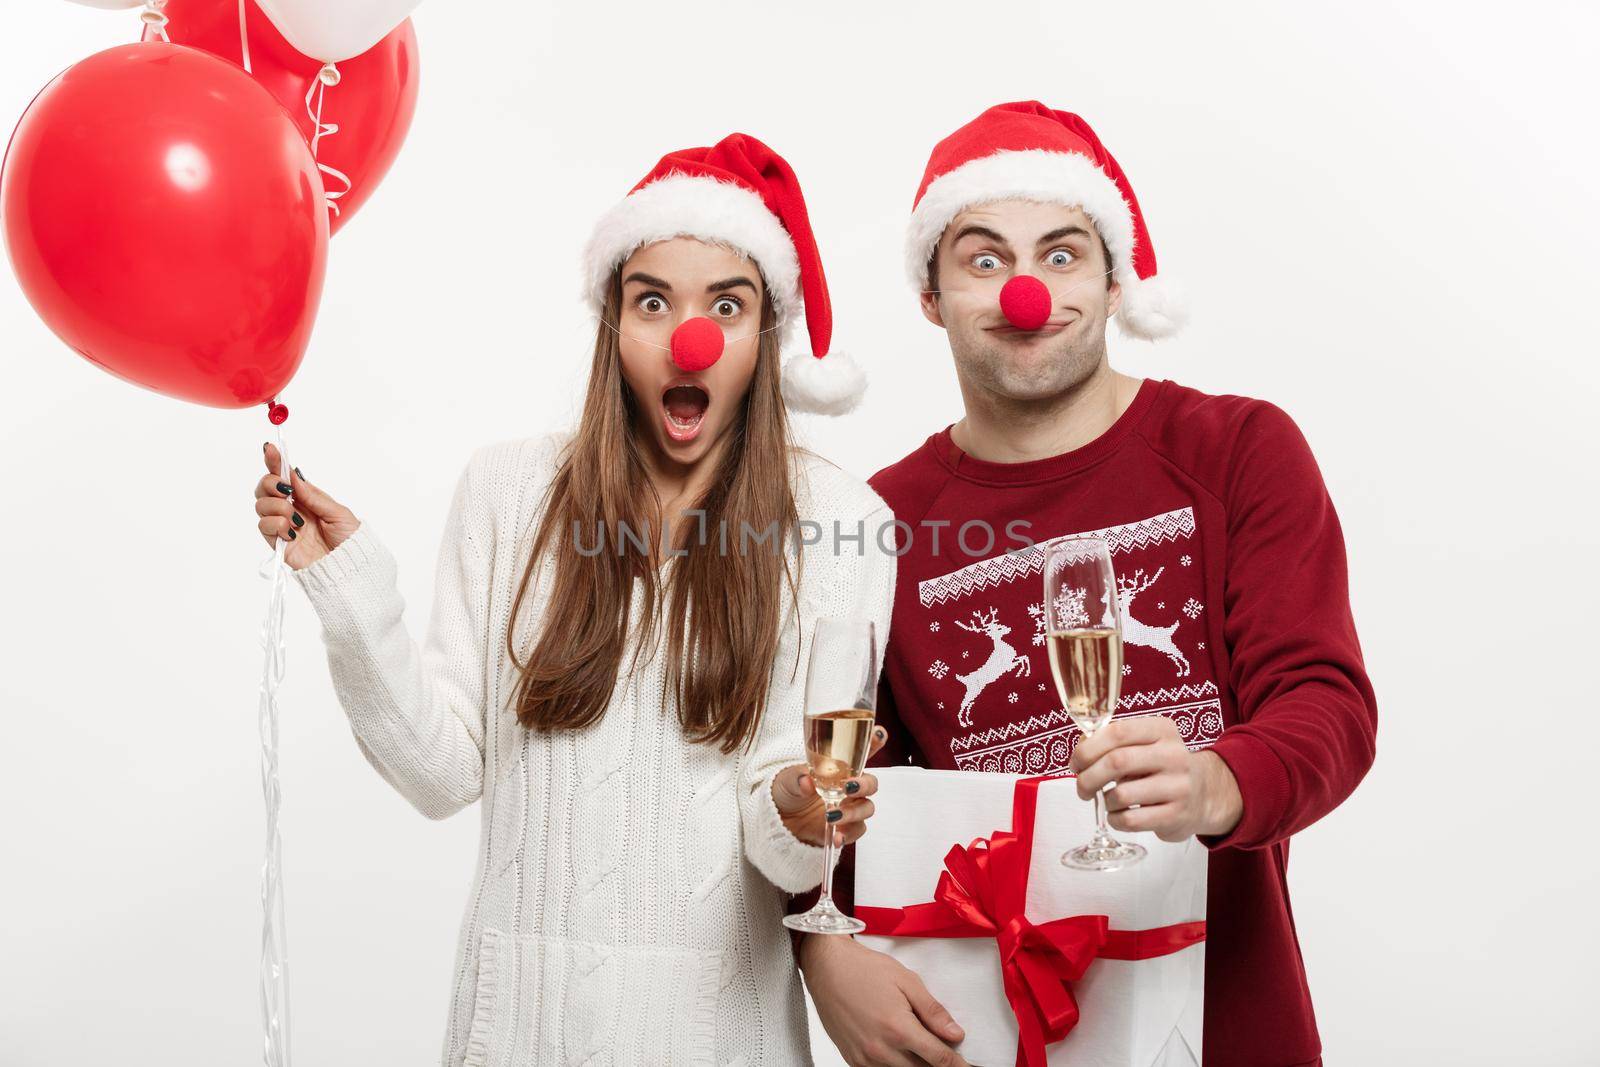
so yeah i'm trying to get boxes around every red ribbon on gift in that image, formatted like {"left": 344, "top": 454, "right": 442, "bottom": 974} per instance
{"left": 856, "top": 775, "right": 1206, "bottom": 1067}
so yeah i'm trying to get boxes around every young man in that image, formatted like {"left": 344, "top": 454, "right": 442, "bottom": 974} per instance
{"left": 800, "top": 102, "right": 1377, "bottom": 1067}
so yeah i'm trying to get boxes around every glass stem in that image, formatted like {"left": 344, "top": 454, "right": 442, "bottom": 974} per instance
{"left": 817, "top": 800, "right": 839, "bottom": 909}
{"left": 1092, "top": 786, "right": 1114, "bottom": 848}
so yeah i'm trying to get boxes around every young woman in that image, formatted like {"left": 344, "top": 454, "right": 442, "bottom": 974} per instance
{"left": 250, "top": 135, "right": 891, "bottom": 1065}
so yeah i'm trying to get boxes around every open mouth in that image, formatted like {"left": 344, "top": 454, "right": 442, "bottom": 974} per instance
{"left": 661, "top": 382, "right": 711, "bottom": 442}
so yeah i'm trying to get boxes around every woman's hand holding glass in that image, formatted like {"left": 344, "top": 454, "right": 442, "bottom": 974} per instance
{"left": 783, "top": 616, "right": 881, "bottom": 935}
{"left": 772, "top": 726, "right": 887, "bottom": 847}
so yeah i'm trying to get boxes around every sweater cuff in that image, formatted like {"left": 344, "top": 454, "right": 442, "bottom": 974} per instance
{"left": 748, "top": 776, "right": 834, "bottom": 894}
{"left": 293, "top": 524, "right": 385, "bottom": 597}
{"left": 1198, "top": 730, "right": 1292, "bottom": 851}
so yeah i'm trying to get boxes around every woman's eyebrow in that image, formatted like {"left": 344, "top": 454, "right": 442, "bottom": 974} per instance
{"left": 707, "top": 276, "right": 759, "bottom": 294}
{"left": 622, "top": 271, "right": 672, "bottom": 290}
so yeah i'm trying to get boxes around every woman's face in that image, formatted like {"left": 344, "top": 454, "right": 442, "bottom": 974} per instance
{"left": 616, "top": 237, "right": 766, "bottom": 471}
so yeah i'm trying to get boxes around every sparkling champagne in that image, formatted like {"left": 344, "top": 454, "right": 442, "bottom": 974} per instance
{"left": 1047, "top": 628, "right": 1123, "bottom": 734}
{"left": 804, "top": 709, "right": 875, "bottom": 799}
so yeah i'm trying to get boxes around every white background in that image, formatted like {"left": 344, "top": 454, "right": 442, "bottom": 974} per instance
{"left": 2, "top": 2, "right": 1596, "bottom": 1064}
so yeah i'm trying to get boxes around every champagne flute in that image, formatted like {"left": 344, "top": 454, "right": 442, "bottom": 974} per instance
{"left": 783, "top": 615, "right": 878, "bottom": 935}
{"left": 1044, "top": 537, "right": 1146, "bottom": 871}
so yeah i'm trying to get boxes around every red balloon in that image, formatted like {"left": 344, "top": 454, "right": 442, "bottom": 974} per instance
{"left": 1, "top": 43, "right": 329, "bottom": 409}
{"left": 152, "top": 0, "right": 419, "bottom": 234}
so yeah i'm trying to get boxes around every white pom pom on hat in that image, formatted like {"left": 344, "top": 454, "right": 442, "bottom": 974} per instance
{"left": 782, "top": 349, "right": 866, "bottom": 416}
{"left": 582, "top": 133, "right": 866, "bottom": 415}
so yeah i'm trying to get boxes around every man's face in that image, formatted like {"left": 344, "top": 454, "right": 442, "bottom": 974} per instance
{"left": 920, "top": 200, "right": 1121, "bottom": 402}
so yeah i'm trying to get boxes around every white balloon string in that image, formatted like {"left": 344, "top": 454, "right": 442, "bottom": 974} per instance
{"left": 237, "top": 0, "right": 253, "bottom": 73}
{"left": 257, "top": 425, "right": 292, "bottom": 1067}
{"left": 595, "top": 316, "right": 786, "bottom": 354}
{"left": 304, "top": 71, "right": 352, "bottom": 218}
{"left": 140, "top": 0, "right": 170, "bottom": 42}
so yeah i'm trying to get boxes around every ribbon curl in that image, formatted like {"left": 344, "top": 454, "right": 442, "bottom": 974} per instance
{"left": 304, "top": 69, "right": 352, "bottom": 218}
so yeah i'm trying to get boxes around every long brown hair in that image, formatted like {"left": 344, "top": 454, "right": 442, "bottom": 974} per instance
{"left": 506, "top": 271, "right": 800, "bottom": 753}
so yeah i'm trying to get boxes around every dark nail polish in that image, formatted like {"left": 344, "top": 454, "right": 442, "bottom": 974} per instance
{"left": 825, "top": 809, "right": 842, "bottom": 823}
{"left": 874, "top": 726, "right": 887, "bottom": 739}
{"left": 291, "top": 512, "right": 304, "bottom": 528}
{"left": 293, "top": 467, "right": 303, "bottom": 479}
{"left": 845, "top": 781, "right": 860, "bottom": 794}
{"left": 276, "top": 482, "right": 292, "bottom": 495}
{"left": 262, "top": 442, "right": 269, "bottom": 453}
{"left": 286, "top": 527, "right": 297, "bottom": 540}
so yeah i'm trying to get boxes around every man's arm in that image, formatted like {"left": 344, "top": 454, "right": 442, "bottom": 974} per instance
{"left": 1202, "top": 402, "right": 1377, "bottom": 848}
{"left": 800, "top": 933, "right": 969, "bottom": 1067}
{"left": 1074, "top": 402, "right": 1377, "bottom": 848}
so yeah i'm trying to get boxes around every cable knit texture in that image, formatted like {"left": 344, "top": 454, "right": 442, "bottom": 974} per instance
{"left": 294, "top": 432, "right": 896, "bottom": 1066}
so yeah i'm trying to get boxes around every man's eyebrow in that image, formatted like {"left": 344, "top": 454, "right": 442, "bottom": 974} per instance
{"left": 707, "top": 276, "right": 759, "bottom": 294}
{"left": 1037, "top": 226, "right": 1094, "bottom": 245}
{"left": 622, "top": 271, "right": 672, "bottom": 290}
{"left": 950, "top": 224, "right": 1011, "bottom": 248}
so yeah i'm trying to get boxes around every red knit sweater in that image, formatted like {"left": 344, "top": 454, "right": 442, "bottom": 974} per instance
{"left": 832, "top": 378, "right": 1376, "bottom": 1066}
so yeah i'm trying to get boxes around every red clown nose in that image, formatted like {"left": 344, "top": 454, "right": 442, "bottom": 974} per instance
{"left": 670, "top": 316, "right": 725, "bottom": 371}
{"left": 999, "top": 275, "right": 1052, "bottom": 331}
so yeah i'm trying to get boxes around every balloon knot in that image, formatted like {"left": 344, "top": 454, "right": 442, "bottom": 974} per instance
{"left": 266, "top": 401, "right": 289, "bottom": 425}
{"left": 140, "top": 1, "right": 170, "bottom": 33}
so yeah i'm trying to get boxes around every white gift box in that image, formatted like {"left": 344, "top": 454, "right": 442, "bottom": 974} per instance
{"left": 855, "top": 767, "right": 1207, "bottom": 1067}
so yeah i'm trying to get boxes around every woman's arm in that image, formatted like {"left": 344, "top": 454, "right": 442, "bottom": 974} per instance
{"left": 291, "top": 458, "right": 493, "bottom": 820}
{"left": 739, "top": 502, "right": 898, "bottom": 892}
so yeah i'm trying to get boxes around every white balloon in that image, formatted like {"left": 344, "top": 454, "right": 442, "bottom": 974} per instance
{"left": 254, "top": 0, "right": 421, "bottom": 62}
{"left": 63, "top": 0, "right": 145, "bottom": 8}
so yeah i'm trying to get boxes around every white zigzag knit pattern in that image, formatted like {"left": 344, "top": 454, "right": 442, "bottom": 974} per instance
{"left": 919, "top": 507, "right": 1196, "bottom": 607}
{"left": 948, "top": 680, "right": 1223, "bottom": 775}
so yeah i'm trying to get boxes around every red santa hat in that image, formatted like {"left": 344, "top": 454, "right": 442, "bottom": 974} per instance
{"left": 582, "top": 133, "right": 865, "bottom": 415}
{"left": 907, "top": 101, "right": 1187, "bottom": 341}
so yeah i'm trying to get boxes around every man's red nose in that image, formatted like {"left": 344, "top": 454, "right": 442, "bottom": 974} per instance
{"left": 670, "top": 316, "right": 725, "bottom": 372}
{"left": 999, "top": 275, "right": 1052, "bottom": 331}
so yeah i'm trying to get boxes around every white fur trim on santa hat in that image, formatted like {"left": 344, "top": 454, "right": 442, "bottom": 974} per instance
{"left": 583, "top": 173, "right": 802, "bottom": 327}
{"left": 905, "top": 148, "right": 1185, "bottom": 340}
{"left": 782, "top": 351, "right": 866, "bottom": 416}
{"left": 906, "top": 150, "right": 1136, "bottom": 293}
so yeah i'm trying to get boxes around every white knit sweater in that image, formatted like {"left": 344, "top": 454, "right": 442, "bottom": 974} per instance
{"left": 293, "top": 432, "right": 896, "bottom": 1066}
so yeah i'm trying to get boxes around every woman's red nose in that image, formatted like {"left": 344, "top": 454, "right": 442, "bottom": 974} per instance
{"left": 670, "top": 316, "right": 725, "bottom": 372}
{"left": 999, "top": 274, "right": 1052, "bottom": 331}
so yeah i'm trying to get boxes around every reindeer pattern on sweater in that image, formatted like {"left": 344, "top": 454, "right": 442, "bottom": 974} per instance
{"left": 918, "top": 507, "right": 1222, "bottom": 773}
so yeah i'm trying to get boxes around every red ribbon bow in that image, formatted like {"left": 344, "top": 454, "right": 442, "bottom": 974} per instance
{"left": 856, "top": 776, "right": 1206, "bottom": 1067}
